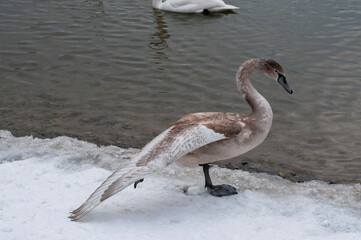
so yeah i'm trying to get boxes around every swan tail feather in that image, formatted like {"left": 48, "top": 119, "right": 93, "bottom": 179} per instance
{"left": 211, "top": 5, "right": 239, "bottom": 11}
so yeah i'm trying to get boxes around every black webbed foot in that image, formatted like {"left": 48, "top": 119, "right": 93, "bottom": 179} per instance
{"left": 134, "top": 178, "right": 144, "bottom": 189}
{"left": 206, "top": 184, "right": 238, "bottom": 197}
{"left": 201, "top": 164, "right": 238, "bottom": 197}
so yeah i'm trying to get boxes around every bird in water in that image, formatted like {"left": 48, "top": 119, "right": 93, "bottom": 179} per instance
{"left": 69, "top": 58, "right": 293, "bottom": 221}
{"left": 152, "top": 0, "right": 239, "bottom": 14}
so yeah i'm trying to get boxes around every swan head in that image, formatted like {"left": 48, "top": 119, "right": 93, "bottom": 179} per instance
{"left": 263, "top": 59, "right": 293, "bottom": 94}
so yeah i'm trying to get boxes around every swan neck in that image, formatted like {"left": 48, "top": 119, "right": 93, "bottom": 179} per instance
{"left": 152, "top": 0, "right": 163, "bottom": 8}
{"left": 236, "top": 59, "right": 272, "bottom": 117}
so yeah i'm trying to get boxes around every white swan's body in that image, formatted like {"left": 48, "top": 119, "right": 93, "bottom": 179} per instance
{"left": 152, "top": 0, "right": 239, "bottom": 13}
{"left": 69, "top": 58, "right": 293, "bottom": 221}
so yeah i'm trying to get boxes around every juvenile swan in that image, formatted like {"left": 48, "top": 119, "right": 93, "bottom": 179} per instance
{"left": 69, "top": 58, "right": 293, "bottom": 221}
{"left": 152, "top": 0, "right": 239, "bottom": 13}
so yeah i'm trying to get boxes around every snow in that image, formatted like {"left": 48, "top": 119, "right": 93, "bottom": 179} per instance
{"left": 0, "top": 130, "right": 360, "bottom": 240}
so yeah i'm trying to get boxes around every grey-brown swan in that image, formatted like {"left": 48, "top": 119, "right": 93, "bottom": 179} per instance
{"left": 69, "top": 58, "right": 293, "bottom": 221}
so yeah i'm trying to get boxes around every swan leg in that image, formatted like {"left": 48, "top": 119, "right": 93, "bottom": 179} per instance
{"left": 201, "top": 164, "right": 238, "bottom": 197}
{"left": 134, "top": 178, "right": 144, "bottom": 189}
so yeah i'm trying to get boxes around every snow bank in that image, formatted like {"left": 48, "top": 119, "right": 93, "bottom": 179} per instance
{"left": 0, "top": 130, "right": 360, "bottom": 240}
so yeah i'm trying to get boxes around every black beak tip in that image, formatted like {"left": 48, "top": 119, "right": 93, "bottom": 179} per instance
{"left": 277, "top": 74, "right": 293, "bottom": 95}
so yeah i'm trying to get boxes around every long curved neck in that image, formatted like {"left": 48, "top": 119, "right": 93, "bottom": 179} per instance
{"left": 236, "top": 59, "right": 273, "bottom": 120}
{"left": 152, "top": 0, "right": 163, "bottom": 8}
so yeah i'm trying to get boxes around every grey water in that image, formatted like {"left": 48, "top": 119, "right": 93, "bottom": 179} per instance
{"left": 0, "top": 0, "right": 360, "bottom": 183}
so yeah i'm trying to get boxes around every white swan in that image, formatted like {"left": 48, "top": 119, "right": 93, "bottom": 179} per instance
{"left": 152, "top": 0, "right": 239, "bottom": 13}
{"left": 69, "top": 58, "right": 293, "bottom": 221}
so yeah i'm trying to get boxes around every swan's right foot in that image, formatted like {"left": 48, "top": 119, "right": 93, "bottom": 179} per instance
{"left": 201, "top": 164, "right": 238, "bottom": 197}
{"left": 206, "top": 184, "right": 238, "bottom": 197}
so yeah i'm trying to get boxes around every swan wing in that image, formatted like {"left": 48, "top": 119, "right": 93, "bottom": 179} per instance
{"left": 69, "top": 118, "right": 242, "bottom": 220}
{"left": 135, "top": 119, "right": 243, "bottom": 167}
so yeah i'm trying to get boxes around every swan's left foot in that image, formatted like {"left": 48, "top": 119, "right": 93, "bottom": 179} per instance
{"left": 201, "top": 164, "right": 238, "bottom": 197}
{"left": 206, "top": 184, "right": 238, "bottom": 197}
{"left": 134, "top": 178, "right": 144, "bottom": 188}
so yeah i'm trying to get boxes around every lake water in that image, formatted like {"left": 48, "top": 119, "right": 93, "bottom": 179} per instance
{"left": 0, "top": 0, "right": 360, "bottom": 183}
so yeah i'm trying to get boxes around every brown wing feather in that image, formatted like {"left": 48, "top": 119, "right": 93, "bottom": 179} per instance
{"left": 172, "top": 112, "right": 243, "bottom": 138}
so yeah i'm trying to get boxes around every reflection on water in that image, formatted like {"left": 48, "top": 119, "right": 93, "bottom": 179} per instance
{"left": 149, "top": 10, "right": 170, "bottom": 71}
{"left": 149, "top": 10, "right": 169, "bottom": 51}
{"left": 0, "top": 0, "right": 360, "bottom": 183}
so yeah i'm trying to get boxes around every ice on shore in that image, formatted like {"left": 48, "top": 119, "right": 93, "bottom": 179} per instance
{"left": 0, "top": 130, "right": 360, "bottom": 240}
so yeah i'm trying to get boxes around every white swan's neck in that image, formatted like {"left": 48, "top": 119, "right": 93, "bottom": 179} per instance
{"left": 236, "top": 59, "right": 273, "bottom": 123}
{"left": 152, "top": 0, "right": 163, "bottom": 8}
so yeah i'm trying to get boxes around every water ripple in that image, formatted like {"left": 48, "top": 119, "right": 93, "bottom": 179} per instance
{"left": 0, "top": 0, "right": 360, "bottom": 183}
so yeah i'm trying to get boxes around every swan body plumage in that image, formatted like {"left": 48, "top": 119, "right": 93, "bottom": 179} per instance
{"left": 152, "top": 0, "right": 239, "bottom": 13}
{"left": 69, "top": 58, "right": 293, "bottom": 221}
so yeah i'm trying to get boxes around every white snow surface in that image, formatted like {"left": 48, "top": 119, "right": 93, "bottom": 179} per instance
{"left": 0, "top": 130, "right": 360, "bottom": 240}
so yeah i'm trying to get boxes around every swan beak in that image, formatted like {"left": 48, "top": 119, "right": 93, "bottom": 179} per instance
{"left": 277, "top": 74, "right": 293, "bottom": 94}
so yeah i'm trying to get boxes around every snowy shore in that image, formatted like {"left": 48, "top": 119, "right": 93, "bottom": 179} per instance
{"left": 0, "top": 130, "right": 360, "bottom": 240}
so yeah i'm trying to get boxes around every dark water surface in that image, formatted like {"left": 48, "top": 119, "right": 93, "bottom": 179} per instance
{"left": 1, "top": 0, "right": 360, "bottom": 183}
